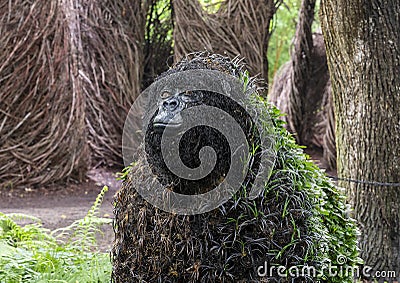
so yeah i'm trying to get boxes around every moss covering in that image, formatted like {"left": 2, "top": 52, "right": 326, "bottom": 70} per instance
{"left": 111, "top": 53, "right": 360, "bottom": 283}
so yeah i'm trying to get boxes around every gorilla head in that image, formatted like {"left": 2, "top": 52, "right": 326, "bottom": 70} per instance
{"left": 144, "top": 54, "right": 262, "bottom": 195}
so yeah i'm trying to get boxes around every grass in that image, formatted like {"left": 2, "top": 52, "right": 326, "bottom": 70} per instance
{"left": 0, "top": 186, "right": 112, "bottom": 283}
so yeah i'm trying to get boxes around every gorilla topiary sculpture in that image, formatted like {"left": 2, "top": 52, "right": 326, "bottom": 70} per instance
{"left": 111, "top": 53, "right": 360, "bottom": 283}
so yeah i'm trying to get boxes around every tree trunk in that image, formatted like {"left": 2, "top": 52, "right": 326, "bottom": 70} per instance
{"left": 288, "top": 0, "right": 316, "bottom": 145}
{"left": 320, "top": 0, "right": 400, "bottom": 280}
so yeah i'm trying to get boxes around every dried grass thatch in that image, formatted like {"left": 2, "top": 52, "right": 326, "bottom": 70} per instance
{"left": 0, "top": 0, "right": 148, "bottom": 188}
{"left": 173, "top": 0, "right": 279, "bottom": 85}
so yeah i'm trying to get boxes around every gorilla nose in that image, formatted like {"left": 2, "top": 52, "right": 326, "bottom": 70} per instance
{"left": 162, "top": 97, "right": 180, "bottom": 111}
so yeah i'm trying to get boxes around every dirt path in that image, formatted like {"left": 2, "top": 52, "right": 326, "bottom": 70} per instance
{"left": 0, "top": 168, "right": 121, "bottom": 252}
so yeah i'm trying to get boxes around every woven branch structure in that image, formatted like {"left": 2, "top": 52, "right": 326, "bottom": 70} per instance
{"left": 269, "top": 34, "right": 335, "bottom": 170}
{"left": 81, "top": 0, "right": 148, "bottom": 167}
{"left": 0, "top": 0, "right": 147, "bottom": 188}
{"left": 173, "top": 0, "right": 277, "bottom": 85}
{"left": 269, "top": 0, "right": 336, "bottom": 170}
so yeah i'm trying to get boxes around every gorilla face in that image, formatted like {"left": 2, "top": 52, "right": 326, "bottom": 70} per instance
{"left": 152, "top": 91, "right": 203, "bottom": 133}
{"left": 145, "top": 89, "right": 262, "bottom": 196}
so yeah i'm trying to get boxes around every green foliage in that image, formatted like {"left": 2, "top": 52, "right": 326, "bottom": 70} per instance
{"left": 0, "top": 186, "right": 112, "bottom": 283}
{"left": 143, "top": 0, "right": 174, "bottom": 88}
{"left": 116, "top": 164, "right": 133, "bottom": 181}
{"left": 268, "top": 0, "right": 302, "bottom": 83}
{"left": 198, "top": 0, "right": 222, "bottom": 13}
{"left": 146, "top": 0, "right": 173, "bottom": 43}
{"left": 266, "top": 103, "right": 362, "bottom": 282}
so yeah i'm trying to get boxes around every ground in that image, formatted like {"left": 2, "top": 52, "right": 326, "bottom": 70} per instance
{"left": 0, "top": 167, "right": 121, "bottom": 252}
{"left": 0, "top": 149, "right": 333, "bottom": 253}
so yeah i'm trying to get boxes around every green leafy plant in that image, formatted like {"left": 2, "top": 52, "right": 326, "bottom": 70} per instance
{"left": 0, "top": 186, "right": 112, "bottom": 283}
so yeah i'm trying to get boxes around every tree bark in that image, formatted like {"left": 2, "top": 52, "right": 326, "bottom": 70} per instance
{"left": 320, "top": 0, "right": 400, "bottom": 280}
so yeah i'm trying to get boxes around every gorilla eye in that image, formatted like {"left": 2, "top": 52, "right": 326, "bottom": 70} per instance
{"left": 160, "top": 91, "right": 171, "bottom": 99}
{"left": 181, "top": 91, "right": 200, "bottom": 103}
{"left": 181, "top": 94, "right": 192, "bottom": 103}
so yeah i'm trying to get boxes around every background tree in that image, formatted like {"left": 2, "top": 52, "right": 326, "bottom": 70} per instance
{"left": 285, "top": 0, "right": 316, "bottom": 145}
{"left": 320, "top": 0, "right": 400, "bottom": 278}
{"left": 269, "top": 0, "right": 337, "bottom": 170}
{"left": 173, "top": 0, "right": 279, "bottom": 87}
